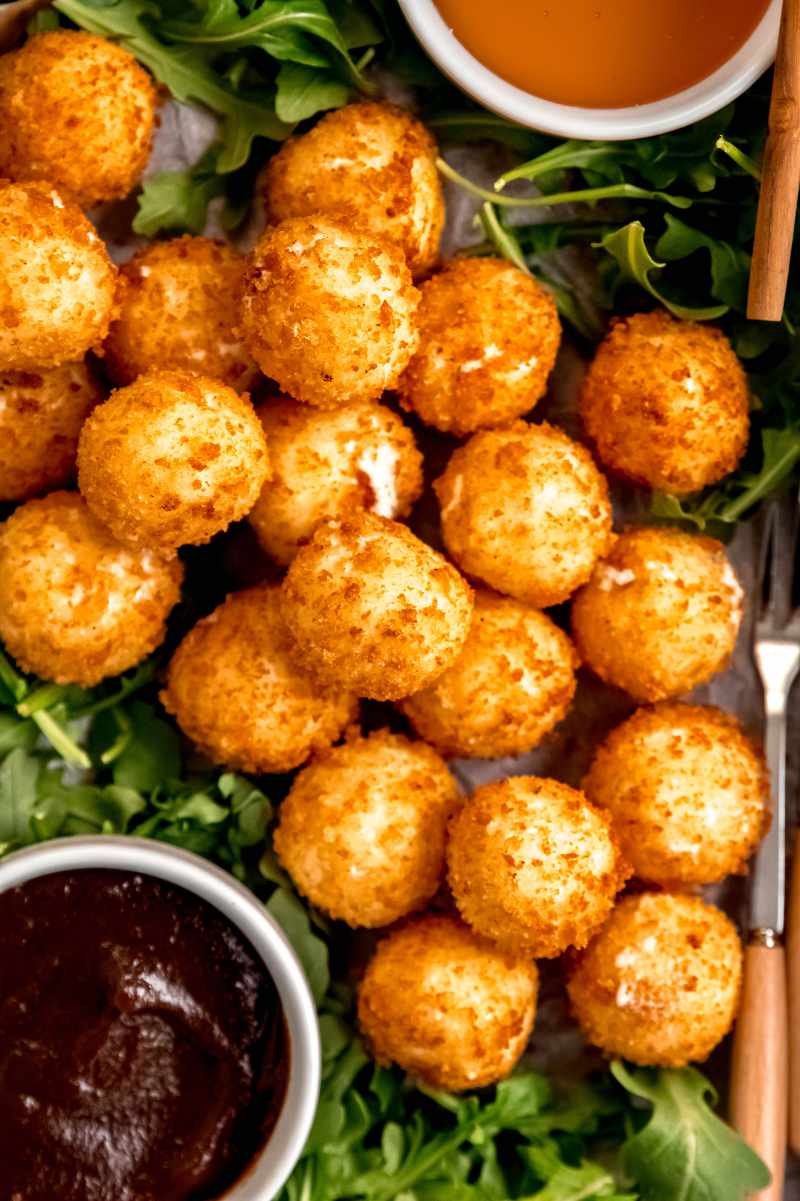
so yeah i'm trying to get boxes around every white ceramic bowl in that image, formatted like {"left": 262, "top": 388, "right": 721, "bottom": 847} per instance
{"left": 0, "top": 836, "right": 320, "bottom": 1201}
{"left": 397, "top": 0, "right": 781, "bottom": 140}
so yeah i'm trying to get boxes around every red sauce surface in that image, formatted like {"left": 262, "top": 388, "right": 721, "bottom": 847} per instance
{"left": 0, "top": 868, "right": 288, "bottom": 1201}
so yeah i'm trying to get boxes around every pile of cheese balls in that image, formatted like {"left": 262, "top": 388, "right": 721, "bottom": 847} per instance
{"left": 0, "top": 28, "right": 764, "bottom": 1092}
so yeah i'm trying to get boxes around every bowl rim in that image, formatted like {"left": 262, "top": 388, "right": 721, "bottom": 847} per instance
{"left": 397, "top": 0, "right": 781, "bottom": 140}
{"left": 0, "top": 835, "right": 321, "bottom": 1201}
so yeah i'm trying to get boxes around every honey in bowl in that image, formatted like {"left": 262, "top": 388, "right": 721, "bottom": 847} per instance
{"left": 433, "top": 0, "right": 771, "bottom": 109}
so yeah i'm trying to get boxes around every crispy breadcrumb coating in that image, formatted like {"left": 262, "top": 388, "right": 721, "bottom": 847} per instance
{"left": 400, "top": 590, "right": 579, "bottom": 759}
{"left": 261, "top": 101, "right": 444, "bottom": 277}
{"left": 583, "top": 703, "right": 769, "bottom": 885}
{"left": 77, "top": 370, "right": 270, "bottom": 552}
{"left": 567, "top": 892, "right": 743, "bottom": 1066}
{"left": 279, "top": 511, "right": 474, "bottom": 701}
{"left": 435, "top": 421, "right": 614, "bottom": 608}
{"left": 103, "top": 237, "right": 259, "bottom": 391}
{"left": 0, "top": 31, "right": 156, "bottom": 209}
{"left": 398, "top": 258, "right": 561, "bottom": 435}
{"left": 0, "top": 362, "right": 101, "bottom": 501}
{"left": 0, "top": 492, "right": 182, "bottom": 686}
{"left": 161, "top": 584, "right": 357, "bottom": 774}
{"left": 249, "top": 395, "right": 423, "bottom": 565}
{"left": 239, "top": 215, "right": 420, "bottom": 408}
{"left": 571, "top": 526, "right": 743, "bottom": 702}
{"left": 579, "top": 311, "right": 749, "bottom": 495}
{"left": 274, "top": 730, "right": 460, "bottom": 927}
{"left": 447, "top": 776, "right": 630, "bottom": 958}
{"left": 357, "top": 913, "right": 538, "bottom": 1091}
{"left": 0, "top": 180, "right": 118, "bottom": 370}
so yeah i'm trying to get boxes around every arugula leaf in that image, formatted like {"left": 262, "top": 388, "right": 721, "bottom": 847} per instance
{"left": 520, "top": 1143, "right": 634, "bottom": 1200}
{"left": 106, "top": 700, "right": 181, "bottom": 791}
{"left": 595, "top": 221, "right": 728, "bottom": 320}
{"left": 160, "top": 0, "right": 377, "bottom": 90}
{"left": 275, "top": 61, "right": 351, "bottom": 122}
{"left": 133, "top": 156, "right": 226, "bottom": 236}
{"left": 611, "top": 1062, "right": 770, "bottom": 1201}
{"left": 655, "top": 214, "right": 750, "bottom": 311}
{"left": 267, "top": 887, "right": 330, "bottom": 1004}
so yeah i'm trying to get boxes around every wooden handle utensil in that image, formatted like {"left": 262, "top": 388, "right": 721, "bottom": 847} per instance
{"left": 747, "top": 0, "right": 800, "bottom": 322}
{"left": 731, "top": 939, "right": 788, "bottom": 1201}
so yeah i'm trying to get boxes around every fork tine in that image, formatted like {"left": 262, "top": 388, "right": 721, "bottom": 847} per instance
{"left": 759, "top": 487, "right": 800, "bottom": 630}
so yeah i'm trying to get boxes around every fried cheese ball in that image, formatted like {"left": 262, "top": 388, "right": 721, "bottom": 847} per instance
{"left": 274, "top": 730, "right": 460, "bottom": 927}
{"left": 0, "top": 362, "right": 102, "bottom": 501}
{"left": 583, "top": 703, "right": 769, "bottom": 885}
{"left": 0, "top": 492, "right": 182, "bottom": 686}
{"left": 0, "top": 180, "right": 118, "bottom": 370}
{"left": 398, "top": 258, "right": 561, "bottom": 435}
{"left": 447, "top": 776, "right": 630, "bottom": 958}
{"left": 567, "top": 892, "right": 743, "bottom": 1066}
{"left": 161, "top": 584, "right": 357, "bottom": 774}
{"left": 261, "top": 101, "right": 444, "bottom": 277}
{"left": 77, "top": 370, "right": 269, "bottom": 552}
{"left": 579, "top": 311, "right": 749, "bottom": 494}
{"left": 249, "top": 396, "right": 423, "bottom": 565}
{"left": 436, "top": 422, "right": 614, "bottom": 608}
{"left": 280, "top": 512, "right": 473, "bottom": 700}
{"left": 400, "top": 590, "right": 578, "bottom": 759}
{"left": 357, "top": 913, "right": 538, "bottom": 1090}
{"left": 239, "top": 216, "right": 420, "bottom": 408}
{"left": 571, "top": 527, "right": 743, "bottom": 702}
{"left": 103, "top": 237, "right": 259, "bottom": 390}
{"left": 0, "top": 31, "right": 156, "bottom": 209}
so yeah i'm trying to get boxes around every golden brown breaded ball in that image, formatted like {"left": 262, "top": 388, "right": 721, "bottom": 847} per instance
{"left": 447, "top": 776, "right": 630, "bottom": 958}
{"left": 279, "top": 511, "right": 473, "bottom": 701}
{"left": 0, "top": 31, "right": 156, "bottom": 209}
{"left": 274, "top": 730, "right": 460, "bottom": 927}
{"left": 261, "top": 101, "right": 444, "bottom": 277}
{"left": 0, "top": 180, "right": 118, "bottom": 370}
{"left": 357, "top": 913, "right": 538, "bottom": 1090}
{"left": 77, "top": 370, "right": 269, "bottom": 552}
{"left": 567, "top": 892, "right": 743, "bottom": 1066}
{"left": 398, "top": 258, "right": 561, "bottom": 435}
{"left": 571, "top": 526, "right": 743, "bottom": 702}
{"left": 249, "top": 396, "right": 423, "bottom": 565}
{"left": 238, "top": 215, "right": 420, "bottom": 408}
{"left": 583, "top": 703, "right": 769, "bottom": 885}
{"left": 579, "top": 311, "right": 749, "bottom": 495}
{"left": 0, "top": 492, "right": 182, "bottom": 686}
{"left": 103, "top": 237, "right": 259, "bottom": 391}
{"left": 0, "top": 362, "right": 102, "bottom": 501}
{"left": 161, "top": 584, "right": 357, "bottom": 774}
{"left": 435, "top": 421, "right": 614, "bottom": 608}
{"left": 400, "top": 590, "right": 578, "bottom": 759}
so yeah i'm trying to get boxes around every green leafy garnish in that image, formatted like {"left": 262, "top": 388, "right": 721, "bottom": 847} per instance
{"left": 595, "top": 221, "right": 728, "bottom": 321}
{"left": 611, "top": 1062, "right": 771, "bottom": 1201}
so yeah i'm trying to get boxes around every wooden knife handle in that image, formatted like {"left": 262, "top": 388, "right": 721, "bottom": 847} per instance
{"left": 788, "top": 830, "right": 800, "bottom": 1155}
{"left": 730, "top": 941, "right": 787, "bottom": 1201}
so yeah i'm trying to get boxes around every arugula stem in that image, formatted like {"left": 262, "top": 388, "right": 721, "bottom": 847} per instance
{"left": 714, "top": 136, "right": 761, "bottom": 180}
{"left": 0, "top": 650, "right": 27, "bottom": 703}
{"left": 32, "top": 711, "right": 90, "bottom": 770}
{"left": 17, "top": 684, "right": 70, "bottom": 718}
{"left": 73, "top": 661, "right": 155, "bottom": 719}
{"left": 719, "top": 437, "right": 800, "bottom": 523}
{"left": 100, "top": 708, "right": 133, "bottom": 766}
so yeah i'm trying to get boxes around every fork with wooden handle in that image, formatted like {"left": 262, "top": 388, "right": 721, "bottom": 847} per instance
{"left": 731, "top": 496, "right": 799, "bottom": 1201}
